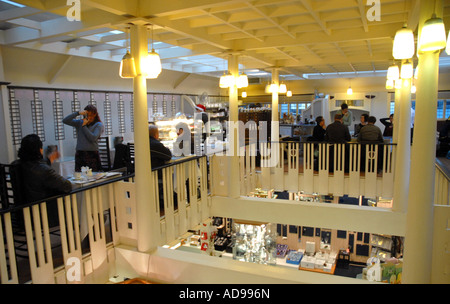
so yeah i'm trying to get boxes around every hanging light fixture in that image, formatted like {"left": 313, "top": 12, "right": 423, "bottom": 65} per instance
{"left": 418, "top": 13, "right": 447, "bottom": 52}
{"left": 279, "top": 82, "right": 287, "bottom": 94}
{"left": 347, "top": 86, "right": 353, "bottom": 95}
{"left": 219, "top": 72, "right": 234, "bottom": 88}
{"left": 386, "top": 79, "right": 394, "bottom": 90}
{"left": 393, "top": 24, "right": 415, "bottom": 59}
{"left": 242, "top": 91, "right": 247, "bottom": 98}
{"left": 387, "top": 64, "right": 400, "bottom": 80}
{"left": 119, "top": 28, "right": 136, "bottom": 78}
{"left": 411, "top": 83, "right": 417, "bottom": 94}
{"left": 401, "top": 60, "right": 413, "bottom": 79}
{"left": 143, "top": 25, "right": 162, "bottom": 79}
{"left": 269, "top": 82, "right": 279, "bottom": 93}
{"left": 286, "top": 90, "right": 292, "bottom": 97}
{"left": 236, "top": 73, "right": 248, "bottom": 88}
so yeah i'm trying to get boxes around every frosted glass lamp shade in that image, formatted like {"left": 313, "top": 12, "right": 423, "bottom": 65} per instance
{"left": 401, "top": 62, "right": 413, "bottom": 79}
{"left": 119, "top": 51, "right": 137, "bottom": 78}
{"left": 418, "top": 16, "right": 447, "bottom": 52}
{"left": 411, "top": 85, "right": 417, "bottom": 94}
{"left": 220, "top": 73, "right": 234, "bottom": 88}
{"left": 269, "top": 83, "right": 278, "bottom": 93}
{"left": 347, "top": 87, "right": 353, "bottom": 95}
{"left": 143, "top": 49, "right": 162, "bottom": 79}
{"left": 279, "top": 83, "right": 287, "bottom": 94}
{"left": 242, "top": 91, "right": 247, "bottom": 98}
{"left": 387, "top": 65, "right": 400, "bottom": 80}
{"left": 386, "top": 79, "right": 394, "bottom": 89}
{"left": 236, "top": 73, "right": 248, "bottom": 88}
{"left": 286, "top": 90, "right": 292, "bottom": 97}
{"left": 393, "top": 27, "right": 415, "bottom": 59}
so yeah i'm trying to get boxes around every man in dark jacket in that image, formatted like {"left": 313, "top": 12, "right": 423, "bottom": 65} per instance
{"left": 325, "top": 114, "right": 351, "bottom": 143}
{"left": 149, "top": 124, "right": 172, "bottom": 169}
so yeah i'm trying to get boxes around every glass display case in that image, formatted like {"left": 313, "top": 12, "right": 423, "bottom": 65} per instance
{"left": 231, "top": 221, "right": 278, "bottom": 265}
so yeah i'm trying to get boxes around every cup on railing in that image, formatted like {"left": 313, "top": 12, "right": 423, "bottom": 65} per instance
{"left": 74, "top": 172, "right": 82, "bottom": 180}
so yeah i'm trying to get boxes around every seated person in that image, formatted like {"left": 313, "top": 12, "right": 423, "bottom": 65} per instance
{"left": 311, "top": 116, "right": 326, "bottom": 141}
{"left": 11, "top": 134, "right": 72, "bottom": 227}
{"left": 380, "top": 114, "right": 393, "bottom": 137}
{"left": 112, "top": 136, "right": 130, "bottom": 170}
{"left": 149, "top": 124, "right": 172, "bottom": 169}
{"left": 325, "top": 114, "right": 351, "bottom": 143}
{"left": 357, "top": 116, "right": 383, "bottom": 143}
{"left": 354, "top": 113, "right": 369, "bottom": 137}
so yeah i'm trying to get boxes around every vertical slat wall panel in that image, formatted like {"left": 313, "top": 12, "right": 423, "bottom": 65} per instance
{"left": 272, "top": 143, "right": 284, "bottom": 191}
{"left": 0, "top": 213, "right": 18, "bottom": 284}
{"left": 260, "top": 143, "right": 271, "bottom": 190}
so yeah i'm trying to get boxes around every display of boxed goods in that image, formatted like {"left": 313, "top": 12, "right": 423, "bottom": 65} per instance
{"left": 189, "top": 235, "right": 200, "bottom": 246}
{"left": 231, "top": 221, "right": 278, "bottom": 265}
{"left": 276, "top": 244, "right": 289, "bottom": 258}
{"left": 300, "top": 256, "right": 315, "bottom": 269}
{"left": 285, "top": 250, "right": 303, "bottom": 265}
{"left": 314, "top": 258, "right": 326, "bottom": 270}
{"left": 323, "top": 263, "right": 333, "bottom": 273}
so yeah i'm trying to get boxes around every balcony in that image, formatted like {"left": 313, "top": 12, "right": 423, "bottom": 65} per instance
{"left": 0, "top": 142, "right": 448, "bottom": 284}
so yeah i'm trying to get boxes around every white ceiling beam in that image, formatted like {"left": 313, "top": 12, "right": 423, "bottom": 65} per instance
{"left": 357, "top": 0, "right": 369, "bottom": 32}
{"left": 298, "top": 0, "right": 331, "bottom": 35}
{"left": 83, "top": 0, "right": 139, "bottom": 17}
{"left": 48, "top": 55, "right": 73, "bottom": 84}
{"left": 6, "top": 17, "right": 42, "bottom": 30}
{"left": 0, "top": 6, "right": 40, "bottom": 22}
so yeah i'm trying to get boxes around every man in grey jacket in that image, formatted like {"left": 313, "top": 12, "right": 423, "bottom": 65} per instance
{"left": 325, "top": 114, "right": 351, "bottom": 143}
{"left": 357, "top": 116, "right": 384, "bottom": 143}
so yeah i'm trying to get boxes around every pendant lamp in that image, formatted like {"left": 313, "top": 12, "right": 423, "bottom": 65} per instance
{"left": 393, "top": 25, "right": 415, "bottom": 59}
{"left": 242, "top": 91, "right": 247, "bottom": 98}
{"left": 119, "top": 28, "right": 136, "bottom": 78}
{"left": 418, "top": 14, "right": 447, "bottom": 52}
{"left": 220, "top": 72, "right": 234, "bottom": 88}
{"left": 387, "top": 64, "right": 400, "bottom": 80}
{"left": 236, "top": 73, "right": 248, "bottom": 88}
{"left": 286, "top": 90, "right": 292, "bottom": 97}
{"left": 386, "top": 79, "right": 394, "bottom": 90}
{"left": 279, "top": 83, "right": 287, "bottom": 94}
{"left": 119, "top": 51, "right": 137, "bottom": 78}
{"left": 347, "top": 86, "right": 353, "bottom": 95}
{"left": 401, "top": 61, "right": 413, "bottom": 79}
{"left": 144, "top": 25, "right": 162, "bottom": 79}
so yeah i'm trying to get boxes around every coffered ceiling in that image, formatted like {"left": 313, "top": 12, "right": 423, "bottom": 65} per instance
{"left": 1, "top": 0, "right": 450, "bottom": 81}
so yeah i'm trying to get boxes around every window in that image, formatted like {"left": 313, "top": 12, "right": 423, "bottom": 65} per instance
{"left": 289, "top": 103, "right": 297, "bottom": 115}
{"left": 437, "top": 100, "right": 444, "bottom": 119}
{"left": 280, "top": 104, "right": 288, "bottom": 119}
{"left": 445, "top": 100, "right": 450, "bottom": 119}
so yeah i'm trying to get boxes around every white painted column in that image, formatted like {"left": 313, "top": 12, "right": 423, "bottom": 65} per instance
{"left": 392, "top": 87, "right": 401, "bottom": 143}
{"left": 271, "top": 68, "right": 280, "bottom": 142}
{"left": 130, "top": 24, "right": 156, "bottom": 252}
{"left": 228, "top": 53, "right": 240, "bottom": 198}
{"left": 0, "top": 46, "right": 14, "bottom": 163}
{"left": 403, "top": 0, "right": 442, "bottom": 283}
{"left": 392, "top": 70, "right": 411, "bottom": 213}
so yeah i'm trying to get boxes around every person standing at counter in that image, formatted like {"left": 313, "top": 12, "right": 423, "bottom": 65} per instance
{"left": 380, "top": 114, "right": 394, "bottom": 137}
{"left": 11, "top": 134, "right": 72, "bottom": 227}
{"left": 63, "top": 105, "right": 104, "bottom": 172}
{"left": 311, "top": 116, "right": 326, "bottom": 141}
{"left": 337, "top": 103, "right": 353, "bottom": 128}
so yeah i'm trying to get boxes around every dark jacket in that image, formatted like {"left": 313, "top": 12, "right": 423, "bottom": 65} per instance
{"left": 150, "top": 136, "right": 172, "bottom": 169}
{"left": 325, "top": 121, "right": 351, "bottom": 143}
{"left": 380, "top": 118, "right": 393, "bottom": 137}
{"left": 357, "top": 124, "right": 384, "bottom": 143}
{"left": 312, "top": 125, "right": 326, "bottom": 141}
{"left": 11, "top": 159, "right": 72, "bottom": 204}
{"left": 11, "top": 159, "right": 72, "bottom": 228}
